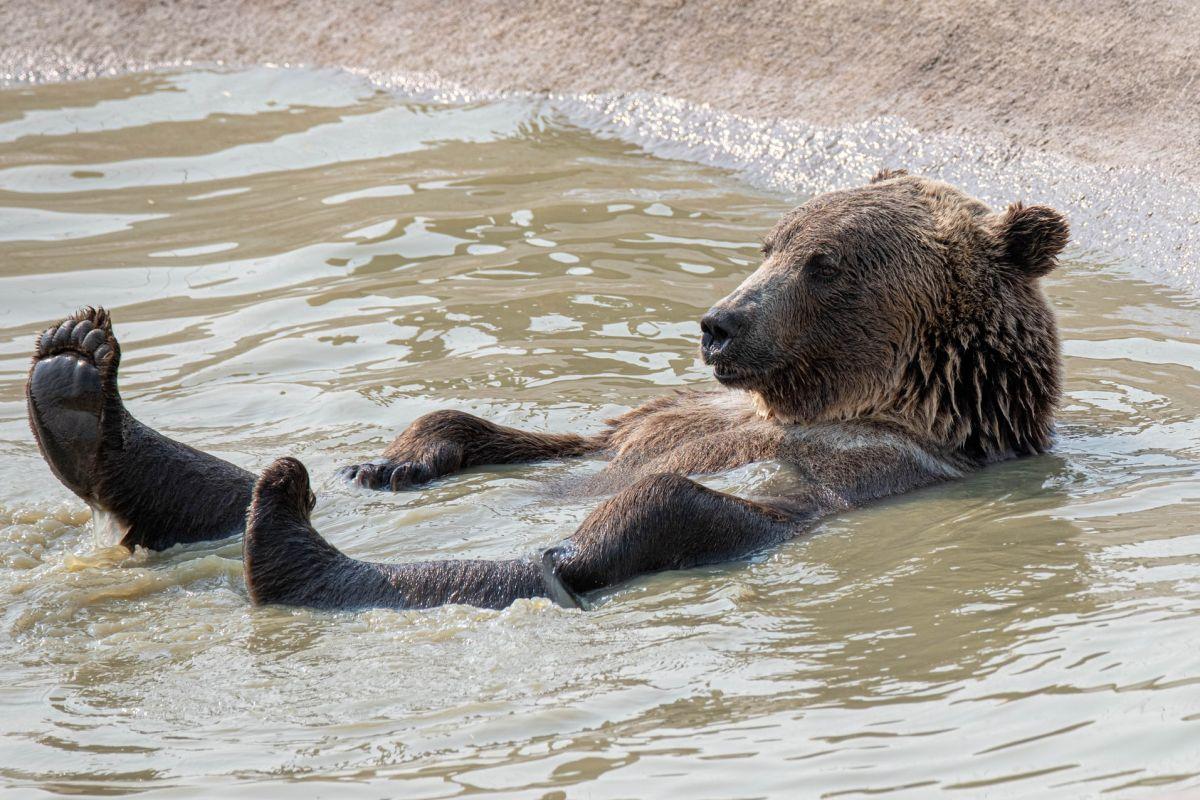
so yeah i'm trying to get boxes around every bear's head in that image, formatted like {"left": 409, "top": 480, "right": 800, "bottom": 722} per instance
{"left": 700, "top": 170, "right": 1068, "bottom": 462}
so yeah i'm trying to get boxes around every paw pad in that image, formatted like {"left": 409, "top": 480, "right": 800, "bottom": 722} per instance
{"left": 35, "top": 307, "right": 115, "bottom": 365}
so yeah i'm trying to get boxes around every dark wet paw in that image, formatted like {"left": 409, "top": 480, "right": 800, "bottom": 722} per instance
{"left": 246, "top": 457, "right": 332, "bottom": 607}
{"left": 27, "top": 308, "right": 123, "bottom": 499}
{"left": 339, "top": 460, "right": 436, "bottom": 491}
{"left": 254, "top": 457, "right": 316, "bottom": 521}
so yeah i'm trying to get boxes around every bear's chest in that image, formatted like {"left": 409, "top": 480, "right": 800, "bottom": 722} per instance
{"left": 604, "top": 391, "right": 780, "bottom": 468}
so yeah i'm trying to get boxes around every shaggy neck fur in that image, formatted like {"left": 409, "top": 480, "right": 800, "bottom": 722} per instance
{"left": 892, "top": 313, "right": 1061, "bottom": 461}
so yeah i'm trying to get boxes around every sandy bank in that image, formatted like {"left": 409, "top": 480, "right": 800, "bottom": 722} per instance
{"left": 3, "top": 0, "right": 1199, "bottom": 182}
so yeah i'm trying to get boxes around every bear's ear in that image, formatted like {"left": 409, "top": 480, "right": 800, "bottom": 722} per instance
{"left": 870, "top": 168, "right": 908, "bottom": 183}
{"left": 993, "top": 202, "right": 1069, "bottom": 280}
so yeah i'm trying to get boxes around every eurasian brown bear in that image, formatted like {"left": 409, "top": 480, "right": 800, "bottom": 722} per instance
{"left": 26, "top": 171, "right": 1068, "bottom": 611}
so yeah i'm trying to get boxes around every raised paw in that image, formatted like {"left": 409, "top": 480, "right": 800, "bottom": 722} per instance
{"left": 339, "top": 460, "right": 436, "bottom": 491}
{"left": 26, "top": 307, "right": 124, "bottom": 500}
{"left": 245, "top": 457, "right": 340, "bottom": 607}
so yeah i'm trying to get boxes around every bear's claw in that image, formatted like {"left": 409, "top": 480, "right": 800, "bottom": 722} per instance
{"left": 34, "top": 306, "right": 119, "bottom": 369}
{"left": 540, "top": 545, "right": 588, "bottom": 610}
{"left": 340, "top": 460, "right": 435, "bottom": 491}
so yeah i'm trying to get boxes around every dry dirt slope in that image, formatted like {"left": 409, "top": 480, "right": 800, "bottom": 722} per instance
{"left": 2, "top": 0, "right": 1199, "bottom": 180}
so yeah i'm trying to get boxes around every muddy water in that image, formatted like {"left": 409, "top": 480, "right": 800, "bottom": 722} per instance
{"left": 1, "top": 68, "right": 1199, "bottom": 798}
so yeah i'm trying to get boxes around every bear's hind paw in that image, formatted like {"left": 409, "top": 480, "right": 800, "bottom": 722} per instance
{"left": 26, "top": 307, "right": 125, "bottom": 500}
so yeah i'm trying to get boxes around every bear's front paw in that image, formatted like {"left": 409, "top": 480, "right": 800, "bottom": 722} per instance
{"left": 339, "top": 460, "right": 436, "bottom": 491}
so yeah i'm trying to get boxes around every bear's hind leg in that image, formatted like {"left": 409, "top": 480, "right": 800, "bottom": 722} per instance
{"left": 245, "top": 457, "right": 549, "bottom": 610}
{"left": 245, "top": 461, "right": 819, "bottom": 613}
{"left": 26, "top": 308, "right": 255, "bottom": 550}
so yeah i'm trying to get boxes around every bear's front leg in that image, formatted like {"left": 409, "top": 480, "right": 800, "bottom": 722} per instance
{"left": 549, "top": 473, "right": 825, "bottom": 595}
{"left": 340, "top": 409, "right": 600, "bottom": 491}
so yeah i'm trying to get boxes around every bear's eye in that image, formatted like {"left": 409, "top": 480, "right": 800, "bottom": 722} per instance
{"left": 805, "top": 252, "right": 840, "bottom": 281}
{"left": 760, "top": 241, "right": 774, "bottom": 257}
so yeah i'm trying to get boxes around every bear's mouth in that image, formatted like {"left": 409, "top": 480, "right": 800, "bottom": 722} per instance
{"left": 711, "top": 364, "right": 758, "bottom": 387}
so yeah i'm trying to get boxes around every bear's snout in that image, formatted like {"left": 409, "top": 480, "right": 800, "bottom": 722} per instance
{"left": 700, "top": 306, "right": 745, "bottom": 363}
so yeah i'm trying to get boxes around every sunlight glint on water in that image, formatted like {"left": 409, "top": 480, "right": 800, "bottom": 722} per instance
{"left": 1, "top": 68, "right": 1199, "bottom": 798}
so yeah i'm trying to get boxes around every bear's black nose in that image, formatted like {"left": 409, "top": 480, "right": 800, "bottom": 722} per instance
{"left": 700, "top": 307, "right": 743, "bottom": 360}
